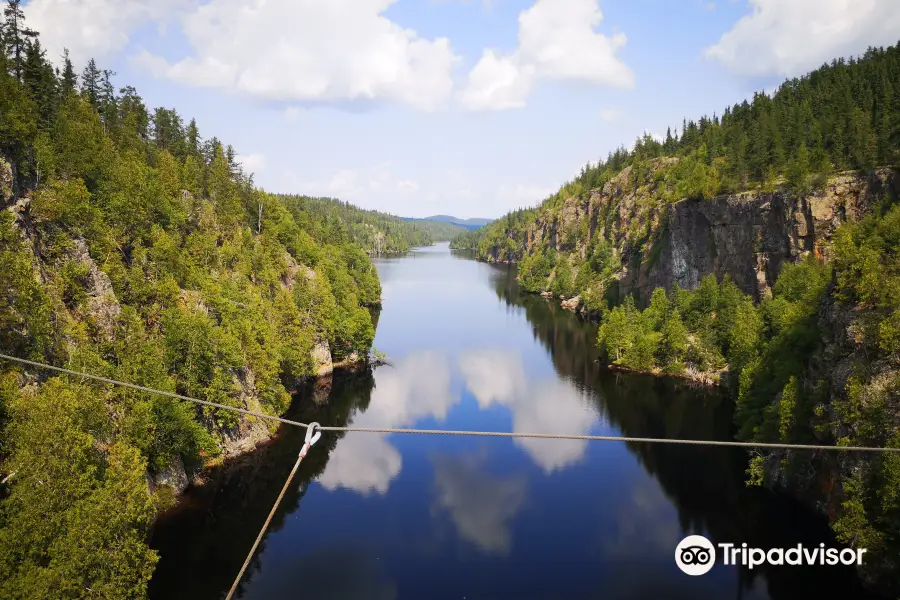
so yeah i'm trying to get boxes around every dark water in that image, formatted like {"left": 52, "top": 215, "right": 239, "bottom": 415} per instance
{"left": 149, "top": 243, "right": 883, "bottom": 600}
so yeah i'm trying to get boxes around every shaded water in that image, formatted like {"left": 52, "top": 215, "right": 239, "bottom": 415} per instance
{"left": 150, "top": 243, "right": 883, "bottom": 600}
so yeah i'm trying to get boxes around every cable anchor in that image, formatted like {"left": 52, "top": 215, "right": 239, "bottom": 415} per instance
{"left": 300, "top": 422, "right": 321, "bottom": 458}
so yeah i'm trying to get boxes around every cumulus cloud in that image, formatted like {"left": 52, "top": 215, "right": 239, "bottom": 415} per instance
{"left": 431, "top": 451, "right": 527, "bottom": 555}
{"left": 317, "top": 351, "right": 456, "bottom": 495}
{"left": 705, "top": 0, "right": 900, "bottom": 77}
{"left": 135, "top": 0, "right": 460, "bottom": 111}
{"left": 461, "top": 0, "right": 634, "bottom": 111}
{"left": 458, "top": 349, "right": 598, "bottom": 472}
{"left": 24, "top": 0, "right": 188, "bottom": 65}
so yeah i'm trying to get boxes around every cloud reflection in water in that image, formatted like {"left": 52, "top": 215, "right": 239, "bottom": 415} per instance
{"left": 317, "top": 350, "right": 456, "bottom": 494}
{"left": 318, "top": 347, "right": 600, "bottom": 495}
{"left": 459, "top": 349, "right": 599, "bottom": 472}
{"left": 431, "top": 451, "right": 527, "bottom": 556}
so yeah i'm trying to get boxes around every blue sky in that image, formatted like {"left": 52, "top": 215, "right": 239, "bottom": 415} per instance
{"left": 22, "top": 0, "right": 900, "bottom": 218}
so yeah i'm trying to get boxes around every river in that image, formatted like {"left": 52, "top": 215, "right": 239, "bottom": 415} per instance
{"left": 149, "top": 242, "right": 884, "bottom": 600}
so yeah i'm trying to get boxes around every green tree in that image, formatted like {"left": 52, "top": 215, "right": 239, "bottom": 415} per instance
{"left": 786, "top": 142, "right": 811, "bottom": 196}
{"left": 658, "top": 310, "right": 689, "bottom": 368}
{"left": 80, "top": 58, "right": 101, "bottom": 109}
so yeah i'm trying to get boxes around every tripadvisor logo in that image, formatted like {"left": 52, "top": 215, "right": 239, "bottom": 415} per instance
{"left": 675, "top": 535, "right": 867, "bottom": 576}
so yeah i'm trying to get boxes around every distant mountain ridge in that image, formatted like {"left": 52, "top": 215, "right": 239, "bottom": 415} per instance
{"left": 403, "top": 214, "right": 493, "bottom": 230}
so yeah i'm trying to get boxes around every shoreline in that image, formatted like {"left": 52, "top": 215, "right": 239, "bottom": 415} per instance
{"left": 153, "top": 358, "right": 373, "bottom": 513}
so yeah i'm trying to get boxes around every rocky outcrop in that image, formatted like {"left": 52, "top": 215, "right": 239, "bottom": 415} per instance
{"left": 508, "top": 165, "right": 897, "bottom": 305}
{"left": 220, "top": 369, "right": 273, "bottom": 457}
{"left": 148, "top": 456, "right": 189, "bottom": 495}
{"left": 640, "top": 172, "right": 889, "bottom": 301}
{"left": 0, "top": 156, "right": 13, "bottom": 204}
{"left": 311, "top": 340, "right": 333, "bottom": 377}
{"left": 69, "top": 238, "right": 121, "bottom": 339}
{"left": 561, "top": 295, "right": 581, "bottom": 312}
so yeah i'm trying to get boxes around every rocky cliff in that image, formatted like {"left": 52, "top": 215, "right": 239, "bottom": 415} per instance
{"left": 485, "top": 163, "right": 898, "bottom": 307}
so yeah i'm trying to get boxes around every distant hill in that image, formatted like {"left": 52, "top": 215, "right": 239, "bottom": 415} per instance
{"left": 403, "top": 215, "right": 493, "bottom": 231}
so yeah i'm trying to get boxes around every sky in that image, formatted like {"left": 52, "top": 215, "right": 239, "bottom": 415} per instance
{"left": 21, "top": 0, "right": 900, "bottom": 219}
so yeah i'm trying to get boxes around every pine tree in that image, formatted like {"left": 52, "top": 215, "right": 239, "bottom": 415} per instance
{"left": 3, "top": 0, "right": 37, "bottom": 81}
{"left": 59, "top": 48, "right": 76, "bottom": 96}
{"left": 849, "top": 106, "right": 877, "bottom": 171}
{"left": 99, "top": 69, "right": 117, "bottom": 131}
{"left": 80, "top": 58, "right": 101, "bottom": 109}
{"left": 22, "top": 38, "right": 56, "bottom": 129}
{"left": 186, "top": 118, "right": 201, "bottom": 157}
{"left": 786, "top": 142, "right": 811, "bottom": 196}
{"left": 117, "top": 86, "right": 149, "bottom": 145}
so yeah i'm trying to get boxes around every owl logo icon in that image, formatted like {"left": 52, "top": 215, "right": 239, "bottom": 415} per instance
{"left": 675, "top": 535, "right": 716, "bottom": 576}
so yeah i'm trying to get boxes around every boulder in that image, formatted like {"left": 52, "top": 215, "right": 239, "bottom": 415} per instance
{"left": 561, "top": 295, "right": 581, "bottom": 312}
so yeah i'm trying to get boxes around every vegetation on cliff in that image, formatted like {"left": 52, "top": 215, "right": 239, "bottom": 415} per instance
{"left": 0, "top": 5, "right": 381, "bottom": 598}
{"left": 454, "top": 40, "right": 900, "bottom": 584}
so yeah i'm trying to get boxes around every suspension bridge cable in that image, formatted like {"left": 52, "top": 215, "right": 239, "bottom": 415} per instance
{"left": 2, "top": 352, "right": 899, "bottom": 453}
{"left": 225, "top": 423, "right": 322, "bottom": 600}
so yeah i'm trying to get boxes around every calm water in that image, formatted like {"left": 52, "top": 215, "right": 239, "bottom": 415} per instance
{"left": 150, "top": 243, "right": 882, "bottom": 600}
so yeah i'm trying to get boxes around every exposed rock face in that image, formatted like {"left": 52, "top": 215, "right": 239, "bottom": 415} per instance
{"left": 0, "top": 156, "right": 13, "bottom": 204}
{"left": 69, "top": 238, "right": 121, "bottom": 339}
{"left": 311, "top": 340, "right": 333, "bottom": 377}
{"left": 221, "top": 369, "right": 272, "bottom": 457}
{"left": 504, "top": 166, "right": 897, "bottom": 305}
{"left": 642, "top": 172, "right": 887, "bottom": 301}
{"left": 561, "top": 295, "right": 581, "bottom": 312}
{"left": 149, "top": 456, "right": 189, "bottom": 495}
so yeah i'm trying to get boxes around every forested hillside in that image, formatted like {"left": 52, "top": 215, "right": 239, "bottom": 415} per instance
{"left": 0, "top": 4, "right": 381, "bottom": 597}
{"left": 277, "top": 195, "right": 462, "bottom": 254}
{"left": 455, "top": 42, "right": 900, "bottom": 589}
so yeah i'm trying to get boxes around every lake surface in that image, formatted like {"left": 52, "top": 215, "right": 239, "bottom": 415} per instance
{"left": 150, "top": 242, "right": 883, "bottom": 600}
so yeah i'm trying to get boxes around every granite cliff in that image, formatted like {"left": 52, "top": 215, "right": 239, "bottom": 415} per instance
{"left": 479, "top": 163, "right": 898, "bottom": 308}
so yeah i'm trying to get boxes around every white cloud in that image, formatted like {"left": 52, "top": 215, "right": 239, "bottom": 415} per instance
{"left": 235, "top": 152, "right": 266, "bottom": 174}
{"left": 24, "top": 0, "right": 188, "bottom": 65}
{"left": 458, "top": 349, "right": 599, "bottom": 472}
{"left": 705, "top": 0, "right": 900, "bottom": 77}
{"left": 460, "top": 51, "right": 535, "bottom": 111}
{"left": 431, "top": 451, "right": 527, "bottom": 555}
{"left": 317, "top": 351, "right": 456, "bottom": 495}
{"left": 461, "top": 0, "right": 634, "bottom": 111}
{"left": 599, "top": 107, "right": 623, "bottom": 123}
{"left": 136, "top": 0, "right": 460, "bottom": 111}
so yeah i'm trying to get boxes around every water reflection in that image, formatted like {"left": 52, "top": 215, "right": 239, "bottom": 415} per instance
{"left": 430, "top": 451, "right": 528, "bottom": 555}
{"left": 148, "top": 373, "right": 376, "bottom": 600}
{"left": 318, "top": 351, "right": 455, "bottom": 495}
{"left": 485, "top": 262, "right": 884, "bottom": 600}
{"left": 150, "top": 249, "right": 887, "bottom": 600}
{"left": 458, "top": 349, "right": 600, "bottom": 472}
{"left": 600, "top": 476, "right": 683, "bottom": 560}
{"left": 240, "top": 547, "right": 398, "bottom": 600}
